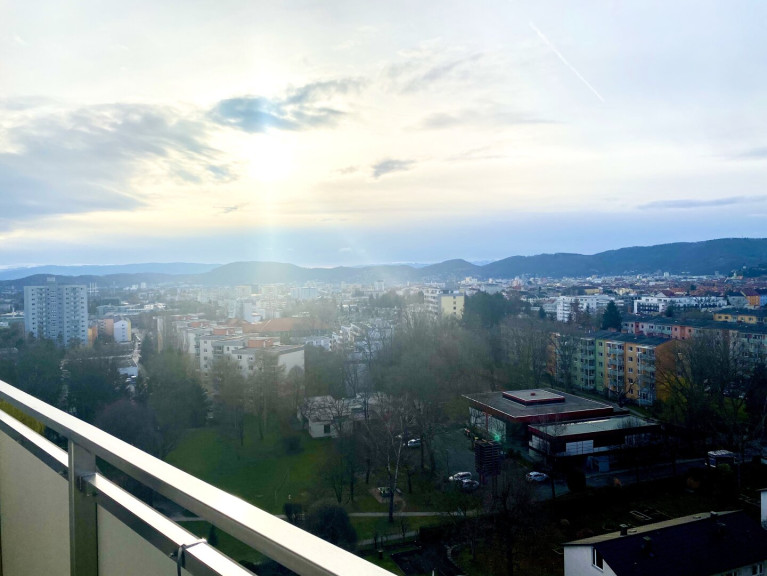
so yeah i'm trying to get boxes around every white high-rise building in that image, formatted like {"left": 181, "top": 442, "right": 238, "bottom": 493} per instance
{"left": 24, "top": 282, "right": 88, "bottom": 347}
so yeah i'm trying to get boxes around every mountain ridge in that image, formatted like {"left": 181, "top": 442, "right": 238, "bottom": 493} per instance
{"left": 1, "top": 238, "right": 765, "bottom": 287}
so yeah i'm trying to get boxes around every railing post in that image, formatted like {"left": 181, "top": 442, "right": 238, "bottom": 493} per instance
{"left": 69, "top": 441, "right": 98, "bottom": 575}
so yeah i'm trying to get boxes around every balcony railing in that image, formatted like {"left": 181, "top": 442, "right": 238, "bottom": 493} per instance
{"left": 0, "top": 381, "right": 391, "bottom": 576}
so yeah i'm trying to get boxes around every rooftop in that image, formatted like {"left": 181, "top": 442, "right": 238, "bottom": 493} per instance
{"left": 530, "top": 415, "right": 660, "bottom": 439}
{"left": 464, "top": 388, "right": 614, "bottom": 424}
{"left": 566, "top": 511, "right": 767, "bottom": 576}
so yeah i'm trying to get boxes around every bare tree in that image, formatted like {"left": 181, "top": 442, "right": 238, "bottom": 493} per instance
{"left": 489, "top": 466, "right": 536, "bottom": 576}
{"left": 503, "top": 318, "right": 549, "bottom": 388}
{"left": 553, "top": 329, "right": 578, "bottom": 392}
{"left": 247, "top": 352, "right": 285, "bottom": 441}
{"left": 365, "top": 392, "right": 414, "bottom": 522}
{"left": 210, "top": 356, "right": 246, "bottom": 445}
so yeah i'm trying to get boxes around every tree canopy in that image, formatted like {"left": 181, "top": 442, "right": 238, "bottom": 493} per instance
{"left": 600, "top": 300, "right": 622, "bottom": 331}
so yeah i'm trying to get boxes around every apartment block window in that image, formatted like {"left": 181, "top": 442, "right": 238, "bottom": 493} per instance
{"left": 753, "top": 563, "right": 764, "bottom": 575}
{"left": 592, "top": 548, "right": 604, "bottom": 570}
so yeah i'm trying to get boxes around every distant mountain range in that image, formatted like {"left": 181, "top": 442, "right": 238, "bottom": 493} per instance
{"left": 0, "top": 262, "right": 220, "bottom": 282}
{"left": 1, "top": 238, "right": 766, "bottom": 288}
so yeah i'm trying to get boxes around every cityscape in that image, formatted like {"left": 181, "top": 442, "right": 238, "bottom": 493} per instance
{"left": 2, "top": 239, "right": 767, "bottom": 575}
{"left": 4, "top": 1, "right": 767, "bottom": 575}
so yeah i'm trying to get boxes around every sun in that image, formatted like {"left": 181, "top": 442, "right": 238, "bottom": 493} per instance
{"left": 241, "top": 133, "right": 295, "bottom": 183}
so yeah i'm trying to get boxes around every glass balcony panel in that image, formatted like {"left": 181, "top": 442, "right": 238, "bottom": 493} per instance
{"left": 97, "top": 506, "right": 193, "bottom": 576}
{"left": 0, "top": 381, "right": 390, "bottom": 576}
{"left": 0, "top": 432, "right": 69, "bottom": 576}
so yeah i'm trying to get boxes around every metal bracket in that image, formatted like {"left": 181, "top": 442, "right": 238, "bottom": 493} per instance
{"left": 77, "top": 473, "right": 98, "bottom": 496}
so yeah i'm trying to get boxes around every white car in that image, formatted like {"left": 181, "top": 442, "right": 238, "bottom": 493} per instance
{"left": 406, "top": 438, "right": 421, "bottom": 448}
{"left": 526, "top": 471, "right": 549, "bottom": 483}
{"left": 449, "top": 472, "right": 472, "bottom": 482}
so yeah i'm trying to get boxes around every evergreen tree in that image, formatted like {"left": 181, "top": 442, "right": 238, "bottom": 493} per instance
{"left": 600, "top": 301, "right": 622, "bottom": 331}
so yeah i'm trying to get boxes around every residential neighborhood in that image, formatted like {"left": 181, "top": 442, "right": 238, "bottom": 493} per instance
{"left": 3, "top": 249, "right": 767, "bottom": 575}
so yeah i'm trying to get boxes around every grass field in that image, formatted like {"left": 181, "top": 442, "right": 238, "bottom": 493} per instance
{"left": 166, "top": 417, "right": 459, "bottom": 573}
{"left": 166, "top": 416, "right": 337, "bottom": 514}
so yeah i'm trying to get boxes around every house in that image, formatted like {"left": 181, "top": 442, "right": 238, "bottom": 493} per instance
{"left": 297, "top": 394, "right": 376, "bottom": 438}
{"left": 742, "top": 288, "right": 761, "bottom": 308}
{"left": 564, "top": 500, "right": 767, "bottom": 576}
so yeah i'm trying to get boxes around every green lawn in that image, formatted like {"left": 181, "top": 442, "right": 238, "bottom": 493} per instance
{"left": 166, "top": 416, "right": 336, "bottom": 514}
{"left": 167, "top": 418, "right": 453, "bottom": 571}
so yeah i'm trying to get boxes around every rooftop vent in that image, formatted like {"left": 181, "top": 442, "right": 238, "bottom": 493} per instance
{"left": 641, "top": 536, "right": 653, "bottom": 556}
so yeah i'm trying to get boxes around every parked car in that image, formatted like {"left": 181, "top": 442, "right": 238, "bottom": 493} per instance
{"left": 526, "top": 471, "right": 549, "bottom": 482}
{"left": 449, "top": 472, "right": 472, "bottom": 482}
{"left": 406, "top": 438, "right": 421, "bottom": 448}
{"left": 377, "top": 486, "right": 392, "bottom": 497}
{"left": 461, "top": 479, "right": 480, "bottom": 492}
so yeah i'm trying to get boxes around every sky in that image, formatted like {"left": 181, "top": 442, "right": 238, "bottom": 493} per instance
{"left": 2, "top": 1, "right": 767, "bottom": 268}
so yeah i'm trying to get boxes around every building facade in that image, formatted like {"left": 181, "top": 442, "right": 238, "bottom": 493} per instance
{"left": 24, "top": 283, "right": 88, "bottom": 347}
{"left": 423, "top": 288, "right": 465, "bottom": 319}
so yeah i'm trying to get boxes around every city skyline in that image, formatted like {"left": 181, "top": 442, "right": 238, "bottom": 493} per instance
{"left": 3, "top": 1, "right": 767, "bottom": 267}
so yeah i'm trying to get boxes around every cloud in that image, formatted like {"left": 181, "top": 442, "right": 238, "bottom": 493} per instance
{"left": 207, "top": 164, "right": 235, "bottom": 181}
{"left": 210, "top": 78, "right": 363, "bottom": 133}
{"left": 334, "top": 165, "right": 360, "bottom": 176}
{"left": 0, "top": 96, "right": 56, "bottom": 111}
{"left": 371, "top": 158, "right": 416, "bottom": 179}
{"left": 733, "top": 147, "right": 767, "bottom": 160}
{"left": 385, "top": 51, "right": 484, "bottom": 94}
{"left": 446, "top": 145, "right": 509, "bottom": 163}
{"left": 417, "top": 108, "right": 555, "bottom": 130}
{"left": 638, "top": 195, "right": 767, "bottom": 210}
{"left": 0, "top": 102, "right": 222, "bottom": 225}
{"left": 216, "top": 203, "right": 247, "bottom": 214}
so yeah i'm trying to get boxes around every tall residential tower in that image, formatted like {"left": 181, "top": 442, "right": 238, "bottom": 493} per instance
{"left": 24, "top": 281, "right": 88, "bottom": 346}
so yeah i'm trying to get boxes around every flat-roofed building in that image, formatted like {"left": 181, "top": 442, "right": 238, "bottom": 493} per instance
{"left": 423, "top": 288, "right": 465, "bottom": 319}
{"left": 464, "top": 388, "right": 614, "bottom": 441}
{"left": 529, "top": 415, "right": 661, "bottom": 464}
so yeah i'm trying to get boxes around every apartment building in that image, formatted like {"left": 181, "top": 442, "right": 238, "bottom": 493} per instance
{"left": 632, "top": 291, "right": 727, "bottom": 315}
{"left": 624, "top": 316, "right": 767, "bottom": 368}
{"left": 24, "top": 282, "right": 88, "bottom": 347}
{"left": 113, "top": 318, "right": 132, "bottom": 343}
{"left": 553, "top": 331, "right": 610, "bottom": 392}
{"left": 555, "top": 295, "right": 619, "bottom": 323}
{"left": 198, "top": 333, "right": 304, "bottom": 384}
{"left": 594, "top": 333, "right": 673, "bottom": 406}
{"left": 423, "top": 288, "right": 465, "bottom": 319}
{"left": 714, "top": 308, "right": 767, "bottom": 324}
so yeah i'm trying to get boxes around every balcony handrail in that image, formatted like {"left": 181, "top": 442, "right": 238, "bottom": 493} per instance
{"left": 0, "top": 381, "right": 391, "bottom": 576}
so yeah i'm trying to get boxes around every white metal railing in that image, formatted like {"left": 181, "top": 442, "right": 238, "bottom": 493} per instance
{"left": 0, "top": 381, "right": 391, "bottom": 576}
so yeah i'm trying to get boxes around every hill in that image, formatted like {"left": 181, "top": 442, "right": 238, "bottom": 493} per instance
{"left": 1, "top": 238, "right": 765, "bottom": 287}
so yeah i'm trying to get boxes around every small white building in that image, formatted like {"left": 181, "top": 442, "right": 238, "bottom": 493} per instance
{"left": 298, "top": 394, "right": 380, "bottom": 438}
{"left": 113, "top": 318, "right": 132, "bottom": 343}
